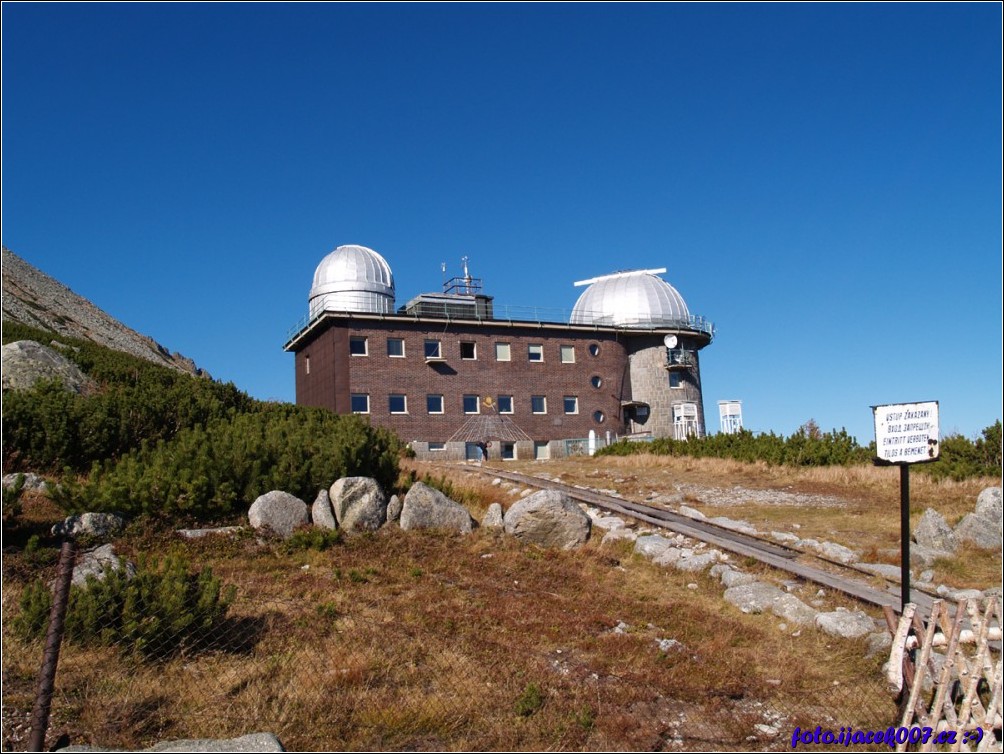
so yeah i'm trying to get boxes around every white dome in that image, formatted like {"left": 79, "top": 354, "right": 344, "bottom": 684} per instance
{"left": 570, "top": 269, "right": 690, "bottom": 328}
{"left": 309, "top": 245, "right": 395, "bottom": 316}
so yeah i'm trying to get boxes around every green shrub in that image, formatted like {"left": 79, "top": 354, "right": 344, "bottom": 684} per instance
{"left": 515, "top": 682, "right": 544, "bottom": 717}
{"left": 285, "top": 527, "right": 343, "bottom": 553}
{"left": 14, "top": 555, "right": 235, "bottom": 661}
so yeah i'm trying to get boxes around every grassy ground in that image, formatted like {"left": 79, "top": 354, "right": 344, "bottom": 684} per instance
{"left": 4, "top": 454, "right": 998, "bottom": 751}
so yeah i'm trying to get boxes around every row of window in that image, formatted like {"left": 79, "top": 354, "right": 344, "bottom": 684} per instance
{"left": 349, "top": 336, "right": 601, "bottom": 363}
{"left": 350, "top": 393, "right": 592, "bottom": 417}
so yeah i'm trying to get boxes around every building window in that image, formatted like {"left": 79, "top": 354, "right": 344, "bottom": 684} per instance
{"left": 424, "top": 339, "right": 442, "bottom": 359}
{"left": 560, "top": 345, "right": 575, "bottom": 363}
{"left": 389, "top": 394, "right": 407, "bottom": 414}
{"left": 593, "top": 410, "right": 605, "bottom": 423}
{"left": 349, "top": 336, "right": 368, "bottom": 356}
{"left": 427, "top": 394, "right": 444, "bottom": 414}
{"left": 563, "top": 396, "right": 579, "bottom": 414}
{"left": 350, "top": 394, "right": 370, "bottom": 414}
{"left": 588, "top": 343, "right": 600, "bottom": 357}
{"left": 531, "top": 395, "right": 547, "bottom": 414}
{"left": 497, "top": 395, "right": 514, "bottom": 414}
{"left": 387, "top": 338, "right": 405, "bottom": 357}
{"left": 669, "top": 371, "right": 682, "bottom": 389}
{"left": 460, "top": 341, "right": 477, "bottom": 360}
{"left": 528, "top": 344, "right": 543, "bottom": 362}
{"left": 495, "top": 342, "right": 511, "bottom": 361}
{"left": 501, "top": 442, "right": 516, "bottom": 460}
{"left": 304, "top": 355, "right": 310, "bottom": 375}
{"left": 591, "top": 375, "right": 602, "bottom": 389}
{"left": 463, "top": 394, "right": 480, "bottom": 414}
{"left": 428, "top": 442, "right": 445, "bottom": 452}
{"left": 533, "top": 441, "right": 550, "bottom": 460}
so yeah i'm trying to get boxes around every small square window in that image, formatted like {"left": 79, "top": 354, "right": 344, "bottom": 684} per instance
{"left": 427, "top": 394, "right": 444, "bottom": 414}
{"left": 501, "top": 442, "right": 516, "bottom": 460}
{"left": 389, "top": 394, "right": 407, "bottom": 414}
{"left": 495, "top": 342, "right": 511, "bottom": 361}
{"left": 460, "top": 341, "right": 477, "bottom": 360}
{"left": 349, "top": 336, "right": 368, "bottom": 356}
{"left": 387, "top": 338, "right": 405, "bottom": 357}
{"left": 424, "top": 340, "right": 442, "bottom": 359}
{"left": 528, "top": 344, "right": 543, "bottom": 362}
{"left": 563, "top": 396, "right": 579, "bottom": 414}
{"left": 531, "top": 395, "right": 547, "bottom": 414}
{"left": 497, "top": 395, "right": 514, "bottom": 414}
{"left": 305, "top": 354, "right": 310, "bottom": 375}
{"left": 463, "top": 394, "right": 480, "bottom": 414}
{"left": 670, "top": 372, "right": 682, "bottom": 388}
{"left": 350, "top": 394, "right": 369, "bottom": 414}
{"left": 428, "top": 442, "right": 445, "bottom": 452}
{"left": 560, "top": 345, "right": 575, "bottom": 363}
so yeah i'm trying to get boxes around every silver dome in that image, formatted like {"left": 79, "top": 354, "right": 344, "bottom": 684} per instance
{"left": 309, "top": 244, "right": 395, "bottom": 317}
{"left": 570, "top": 269, "right": 691, "bottom": 328}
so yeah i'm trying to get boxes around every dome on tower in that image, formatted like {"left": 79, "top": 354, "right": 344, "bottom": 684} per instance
{"left": 309, "top": 245, "right": 395, "bottom": 317}
{"left": 570, "top": 268, "right": 690, "bottom": 328}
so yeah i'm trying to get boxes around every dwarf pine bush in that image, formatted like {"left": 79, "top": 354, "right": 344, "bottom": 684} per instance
{"left": 14, "top": 555, "right": 235, "bottom": 661}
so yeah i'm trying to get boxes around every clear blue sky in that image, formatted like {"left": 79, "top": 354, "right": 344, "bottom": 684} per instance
{"left": 3, "top": 3, "right": 1001, "bottom": 445}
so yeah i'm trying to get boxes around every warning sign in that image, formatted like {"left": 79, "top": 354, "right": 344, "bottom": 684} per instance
{"left": 872, "top": 401, "right": 940, "bottom": 464}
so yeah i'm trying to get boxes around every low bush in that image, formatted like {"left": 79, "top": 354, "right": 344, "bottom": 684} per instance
{"left": 14, "top": 554, "right": 235, "bottom": 661}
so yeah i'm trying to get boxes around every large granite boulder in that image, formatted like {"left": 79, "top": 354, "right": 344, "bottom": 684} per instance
{"left": 330, "top": 477, "right": 386, "bottom": 533}
{"left": 481, "top": 503, "right": 504, "bottom": 530}
{"left": 311, "top": 489, "right": 337, "bottom": 530}
{"left": 975, "top": 487, "right": 1002, "bottom": 522}
{"left": 71, "top": 544, "right": 136, "bottom": 589}
{"left": 503, "top": 489, "right": 591, "bottom": 550}
{"left": 399, "top": 482, "right": 474, "bottom": 534}
{"left": 52, "top": 512, "right": 125, "bottom": 539}
{"left": 954, "top": 513, "right": 1001, "bottom": 550}
{"left": 913, "top": 508, "right": 958, "bottom": 553}
{"left": 1, "top": 340, "right": 93, "bottom": 394}
{"left": 248, "top": 491, "right": 309, "bottom": 538}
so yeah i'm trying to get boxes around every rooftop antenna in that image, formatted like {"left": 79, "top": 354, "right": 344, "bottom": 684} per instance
{"left": 441, "top": 261, "right": 447, "bottom": 289}
{"left": 461, "top": 255, "right": 471, "bottom": 294}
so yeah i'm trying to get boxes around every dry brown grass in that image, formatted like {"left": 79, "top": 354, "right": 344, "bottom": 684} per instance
{"left": 4, "top": 489, "right": 898, "bottom": 752}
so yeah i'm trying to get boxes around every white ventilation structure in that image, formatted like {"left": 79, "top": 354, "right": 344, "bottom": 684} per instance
{"left": 718, "top": 400, "right": 743, "bottom": 434}
{"left": 673, "top": 402, "right": 700, "bottom": 440}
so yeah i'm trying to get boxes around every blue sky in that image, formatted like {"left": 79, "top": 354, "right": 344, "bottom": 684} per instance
{"left": 3, "top": 3, "right": 1001, "bottom": 444}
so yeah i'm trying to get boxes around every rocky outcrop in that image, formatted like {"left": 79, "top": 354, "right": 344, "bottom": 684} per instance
{"left": 2, "top": 246, "right": 205, "bottom": 376}
{"left": 56, "top": 731, "right": 285, "bottom": 752}
{"left": 503, "top": 490, "right": 591, "bottom": 550}
{"left": 975, "top": 487, "right": 1002, "bottom": 521}
{"left": 954, "top": 513, "right": 1001, "bottom": 550}
{"left": 723, "top": 583, "right": 818, "bottom": 626}
{"left": 248, "top": 491, "right": 309, "bottom": 538}
{"left": 2, "top": 340, "right": 94, "bottom": 394}
{"left": 330, "top": 477, "right": 387, "bottom": 533}
{"left": 399, "top": 482, "right": 474, "bottom": 534}
{"left": 913, "top": 508, "right": 958, "bottom": 553}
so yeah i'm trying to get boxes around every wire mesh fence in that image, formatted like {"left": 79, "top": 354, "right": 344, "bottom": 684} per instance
{"left": 3, "top": 544, "right": 902, "bottom": 752}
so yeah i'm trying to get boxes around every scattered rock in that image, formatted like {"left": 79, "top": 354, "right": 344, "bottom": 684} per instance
{"left": 858, "top": 563, "right": 907, "bottom": 582}
{"left": 771, "top": 531, "right": 800, "bottom": 545}
{"left": 601, "top": 528, "right": 637, "bottom": 544}
{"left": 672, "top": 550, "right": 722, "bottom": 573}
{"left": 814, "top": 610, "right": 875, "bottom": 639}
{"left": 708, "top": 516, "right": 758, "bottom": 536}
{"left": 866, "top": 631, "right": 892, "bottom": 658}
{"left": 503, "top": 489, "right": 591, "bottom": 549}
{"left": 385, "top": 494, "right": 402, "bottom": 523}
{"left": 176, "top": 527, "right": 242, "bottom": 539}
{"left": 909, "top": 543, "right": 953, "bottom": 567}
{"left": 677, "top": 505, "right": 706, "bottom": 520}
{"left": 248, "top": 491, "right": 309, "bottom": 539}
{"left": 595, "top": 516, "right": 626, "bottom": 530}
{"left": 482, "top": 503, "right": 504, "bottom": 530}
{"left": 52, "top": 512, "right": 125, "bottom": 539}
{"left": 70, "top": 544, "right": 136, "bottom": 589}
{"left": 400, "top": 482, "right": 474, "bottom": 534}
{"left": 330, "top": 477, "right": 386, "bottom": 533}
{"left": 913, "top": 508, "right": 959, "bottom": 553}
{"left": 55, "top": 731, "right": 286, "bottom": 752}
{"left": 723, "top": 583, "right": 817, "bottom": 625}
{"left": 311, "top": 489, "right": 337, "bottom": 530}
{"left": 815, "top": 541, "right": 858, "bottom": 565}
{"left": 633, "top": 534, "right": 674, "bottom": 559}
{"left": 2, "top": 472, "right": 48, "bottom": 493}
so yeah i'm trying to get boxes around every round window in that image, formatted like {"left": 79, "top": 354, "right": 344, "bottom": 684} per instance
{"left": 588, "top": 343, "right": 600, "bottom": 357}
{"left": 593, "top": 410, "right": 605, "bottom": 423}
{"left": 591, "top": 375, "right": 602, "bottom": 389}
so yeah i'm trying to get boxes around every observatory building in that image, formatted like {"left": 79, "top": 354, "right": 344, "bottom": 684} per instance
{"left": 284, "top": 245, "right": 715, "bottom": 460}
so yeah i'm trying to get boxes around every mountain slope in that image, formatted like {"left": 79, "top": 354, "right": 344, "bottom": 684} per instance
{"left": 2, "top": 246, "right": 204, "bottom": 376}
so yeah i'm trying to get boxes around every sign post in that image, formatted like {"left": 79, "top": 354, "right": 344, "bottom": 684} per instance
{"left": 871, "top": 401, "right": 940, "bottom": 612}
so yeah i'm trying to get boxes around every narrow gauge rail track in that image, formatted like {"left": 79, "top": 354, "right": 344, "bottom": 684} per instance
{"left": 455, "top": 464, "right": 939, "bottom": 620}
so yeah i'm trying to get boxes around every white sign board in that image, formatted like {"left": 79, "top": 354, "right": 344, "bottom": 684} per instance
{"left": 872, "top": 401, "right": 940, "bottom": 464}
